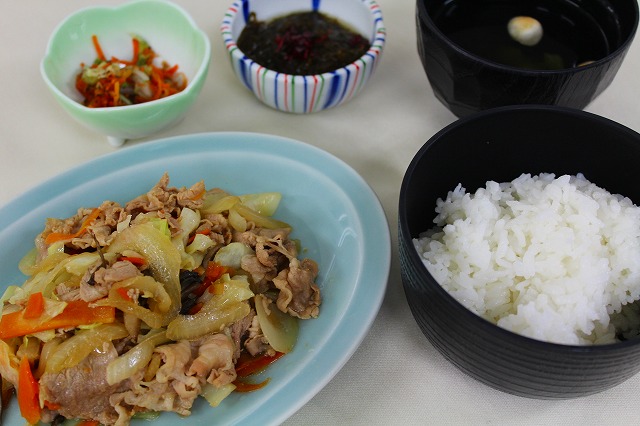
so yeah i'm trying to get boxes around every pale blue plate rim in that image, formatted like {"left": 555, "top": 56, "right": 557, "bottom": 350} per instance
{"left": 0, "top": 132, "right": 391, "bottom": 425}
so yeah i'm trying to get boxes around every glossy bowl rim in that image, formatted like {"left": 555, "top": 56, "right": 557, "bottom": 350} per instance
{"left": 415, "top": 0, "right": 639, "bottom": 75}
{"left": 220, "top": 0, "right": 387, "bottom": 79}
{"left": 399, "top": 104, "right": 640, "bottom": 354}
{"left": 40, "top": 0, "right": 211, "bottom": 114}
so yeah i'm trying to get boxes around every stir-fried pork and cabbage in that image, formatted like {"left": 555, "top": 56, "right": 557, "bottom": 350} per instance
{"left": 0, "top": 174, "right": 321, "bottom": 425}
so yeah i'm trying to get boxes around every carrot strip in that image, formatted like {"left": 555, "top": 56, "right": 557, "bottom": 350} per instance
{"left": 119, "top": 256, "right": 147, "bottom": 266}
{"left": 45, "top": 208, "right": 101, "bottom": 244}
{"left": 22, "top": 292, "right": 45, "bottom": 320}
{"left": 235, "top": 352, "right": 285, "bottom": 378}
{"left": 113, "top": 80, "right": 120, "bottom": 106}
{"left": 165, "top": 64, "right": 179, "bottom": 76}
{"left": 205, "top": 262, "right": 227, "bottom": 281}
{"left": 187, "top": 229, "right": 211, "bottom": 244}
{"left": 116, "top": 287, "right": 132, "bottom": 302}
{"left": 192, "top": 280, "right": 211, "bottom": 297}
{"left": 0, "top": 300, "right": 116, "bottom": 339}
{"left": 232, "top": 378, "right": 270, "bottom": 392}
{"left": 91, "top": 34, "right": 106, "bottom": 62}
{"left": 18, "top": 357, "right": 40, "bottom": 425}
{"left": 191, "top": 263, "right": 230, "bottom": 297}
{"left": 151, "top": 71, "right": 164, "bottom": 100}
{"left": 188, "top": 302, "right": 203, "bottom": 315}
{"left": 43, "top": 400, "right": 61, "bottom": 411}
{"left": 131, "top": 37, "right": 140, "bottom": 65}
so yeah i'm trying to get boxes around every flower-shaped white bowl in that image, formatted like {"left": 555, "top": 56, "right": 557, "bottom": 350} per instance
{"left": 41, "top": 0, "right": 210, "bottom": 147}
{"left": 221, "top": 0, "right": 386, "bottom": 113}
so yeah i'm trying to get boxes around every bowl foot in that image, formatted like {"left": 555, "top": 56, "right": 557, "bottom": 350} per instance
{"left": 108, "top": 136, "right": 126, "bottom": 147}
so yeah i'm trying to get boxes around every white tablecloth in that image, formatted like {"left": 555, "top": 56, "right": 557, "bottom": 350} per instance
{"left": 2, "top": 1, "right": 640, "bottom": 425}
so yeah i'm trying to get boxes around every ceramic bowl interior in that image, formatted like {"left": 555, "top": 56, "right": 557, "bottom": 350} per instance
{"left": 221, "top": 0, "right": 386, "bottom": 113}
{"left": 41, "top": 0, "right": 210, "bottom": 146}
{"left": 416, "top": 0, "right": 639, "bottom": 117}
{"left": 399, "top": 105, "right": 640, "bottom": 399}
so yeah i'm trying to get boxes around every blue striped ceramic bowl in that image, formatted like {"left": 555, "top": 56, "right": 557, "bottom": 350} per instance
{"left": 220, "top": 0, "right": 386, "bottom": 113}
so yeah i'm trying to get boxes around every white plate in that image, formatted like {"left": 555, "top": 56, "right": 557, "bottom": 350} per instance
{"left": 0, "top": 132, "right": 391, "bottom": 425}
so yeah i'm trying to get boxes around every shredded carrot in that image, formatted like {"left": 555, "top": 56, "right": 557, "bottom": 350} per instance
{"left": 113, "top": 79, "right": 120, "bottom": 106}
{"left": 151, "top": 71, "right": 165, "bottom": 100}
{"left": 22, "top": 292, "right": 45, "bottom": 320}
{"left": 91, "top": 34, "right": 106, "bottom": 62}
{"left": 45, "top": 208, "right": 101, "bottom": 245}
{"left": 131, "top": 37, "right": 140, "bottom": 65}
{"left": 165, "top": 63, "right": 179, "bottom": 76}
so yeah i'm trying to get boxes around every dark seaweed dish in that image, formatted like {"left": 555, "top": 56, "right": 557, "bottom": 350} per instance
{"left": 236, "top": 11, "right": 371, "bottom": 75}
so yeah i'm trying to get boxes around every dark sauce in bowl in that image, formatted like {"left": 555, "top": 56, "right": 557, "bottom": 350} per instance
{"left": 430, "top": 0, "right": 611, "bottom": 70}
{"left": 236, "top": 11, "right": 371, "bottom": 75}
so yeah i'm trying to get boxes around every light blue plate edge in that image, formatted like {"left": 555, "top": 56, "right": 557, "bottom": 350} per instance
{"left": 0, "top": 132, "right": 391, "bottom": 425}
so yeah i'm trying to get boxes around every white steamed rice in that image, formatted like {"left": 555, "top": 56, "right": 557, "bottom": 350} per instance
{"left": 413, "top": 173, "right": 640, "bottom": 345}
